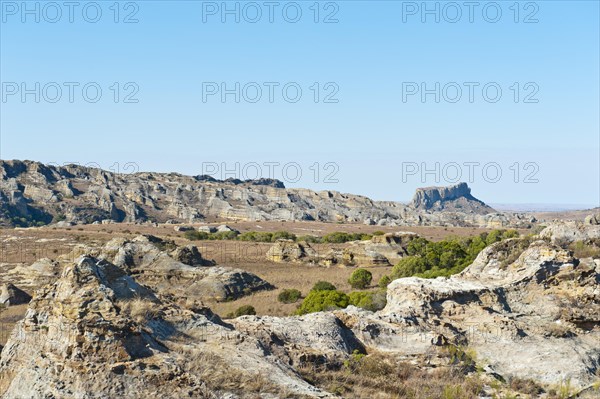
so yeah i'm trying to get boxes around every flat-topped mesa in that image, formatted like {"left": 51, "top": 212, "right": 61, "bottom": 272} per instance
{"left": 410, "top": 182, "right": 495, "bottom": 214}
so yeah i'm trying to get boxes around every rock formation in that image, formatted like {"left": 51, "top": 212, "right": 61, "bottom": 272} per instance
{"left": 266, "top": 240, "right": 318, "bottom": 263}
{"left": 0, "top": 160, "right": 532, "bottom": 228}
{"left": 411, "top": 182, "right": 494, "bottom": 214}
{"left": 0, "top": 222, "right": 598, "bottom": 396}
{"left": 0, "top": 256, "right": 329, "bottom": 398}
{"left": 0, "top": 283, "right": 31, "bottom": 306}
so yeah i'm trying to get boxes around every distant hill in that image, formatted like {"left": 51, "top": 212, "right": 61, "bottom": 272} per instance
{"left": 0, "top": 160, "right": 532, "bottom": 228}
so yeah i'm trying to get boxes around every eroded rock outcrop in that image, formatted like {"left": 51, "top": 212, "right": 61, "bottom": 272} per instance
{"left": 0, "top": 256, "right": 329, "bottom": 398}
{"left": 98, "top": 235, "right": 273, "bottom": 301}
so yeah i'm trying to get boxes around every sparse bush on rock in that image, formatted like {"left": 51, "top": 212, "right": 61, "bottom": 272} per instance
{"left": 295, "top": 290, "right": 349, "bottom": 315}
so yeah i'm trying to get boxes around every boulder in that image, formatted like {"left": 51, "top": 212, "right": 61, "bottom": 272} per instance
{"left": 173, "top": 225, "right": 194, "bottom": 232}
{"left": 0, "top": 283, "right": 31, "bottom": 306}
{"left": 169, "top": 245, "right": 215, "bottom": 266}
{"left": 266, "top": 240, "right": 317, "bottom": 263}
{"left": 216, "top": 224, "right": 239, "bottom": 233}
{"left": 197, "top": 225, "right": 217, "bottom": 233}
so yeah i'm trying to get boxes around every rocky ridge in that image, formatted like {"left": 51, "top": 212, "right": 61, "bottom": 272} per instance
{"left": 0, "top": 221, "right": 599, "bottom": 397}
{"left": 0, "top": 160, "right": 533, "bottom": 228}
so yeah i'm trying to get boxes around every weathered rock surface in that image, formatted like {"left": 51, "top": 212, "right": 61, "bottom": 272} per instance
{"left": 98, "top": 235, "right": 273, "bottom": 301}
{"left": 266, "top": 240, "right": 318, "bottom": 263}
{"left": 0, "top": 160, "right": 532, "bottom": 228}
{"left": 377, "top": 238, "right": 600, "bottom": 388}
{"left": 540, "top": 220, "right": 600, "bottom": 244}
{"left": 0, "top": 256, "right": 330, "bottom": 398}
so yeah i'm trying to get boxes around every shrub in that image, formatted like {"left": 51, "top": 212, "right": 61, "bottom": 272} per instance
{"left": 391, "top": 229, "right": 522, "bottom": 281}
{"left": 278, "top": 288, "right": 302, "bottom": 304}
{"left": 311, "top": 281, "right": 337, "bottom": 292}
{"left": 238, "top": 231, "right": 273, "bottom": 242}
{"left": 391, "top": 256, "right": 427, "bottom": 279}
{"left": 297, "top": 235, "right": 322, "bottom": 244}
{"left": 372, "top": 230, "right": 385, "bottom": 236}
{"left": 348, "top": 291, "right": 387, "bottom": 311}
{"left": 233, "top": 305, "right": 256, "bottom": 317}
{"left": 271, "top": 231, "right": 297, "bottom": 241}
{"left": 378, "top": 275, "right": 391, "bottom": 288}
{"left": 295, "top": 290, "right": 349, "bottom": 315}
{"left": 348, "top": 268, "right": 373, "bottom": 289}
{"left": 322, "top": 232, "right": 365, "bottom": 243}
{"left": 211, "top": 231, "right": 239, "bottom": 240}
{"left": 184, "top": 230, "right": 209, "bottom": 241}
{"left": 53, "top": 213, "right": 67, "bottom": 222}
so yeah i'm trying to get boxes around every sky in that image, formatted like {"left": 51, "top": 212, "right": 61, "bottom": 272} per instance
{"left": 0, "top": 0, "right": 599, "bottom": 207}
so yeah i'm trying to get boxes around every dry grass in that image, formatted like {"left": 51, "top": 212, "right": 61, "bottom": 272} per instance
{"left": 117, "top": 297, "right": 161, "bottom": 324}
{"left": 298, "top": 351, "right": 485, "bottom": 399}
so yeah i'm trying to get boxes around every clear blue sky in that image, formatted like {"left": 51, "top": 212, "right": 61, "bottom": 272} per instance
{"left": 1, "top": 1, "right": 598, "bottom": 206}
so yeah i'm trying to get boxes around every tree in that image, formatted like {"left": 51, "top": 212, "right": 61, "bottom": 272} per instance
{"left": 278, "top": 289, "right": 302, "bottom": 304}
{"left": 311, "top": 281, "right": 337, "bottom": 292}
{"left": 348, "top": 291, "right": 387, "bottom": 311}
{"left": 233, "top": 305, "right": 256, "bottom": 317}
{"left": 295, "top": 290, "right": 349, "bottom": 315}
{"left": 348, "top": 268, "right": 373, "bottom": 289}
{"left": 378, "top": 275, "right": 391, "bottom": 288}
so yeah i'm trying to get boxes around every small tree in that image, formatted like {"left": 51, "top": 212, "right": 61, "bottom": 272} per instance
{"left": 348, "top": 268, "right": 372, "bottom": 289}
{"left": 295, "top": 290, "right": 349, "bottom": 315}
{"left": 278, "top": 289, "right": 302, "bottom": 304}
{"left": 378, "top": 275, "right": 391, "bottom": 289}
{"left": 311, "top": 281, "right": 337, "bottom": 292}
{"left": 233, "top": 305, "right": 256, "bottom": 317}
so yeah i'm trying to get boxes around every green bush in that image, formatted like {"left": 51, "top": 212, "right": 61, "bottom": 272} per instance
{"left": 53, "top": 213, "right": 67, "bottom": 222}
{"left": 210, "top": 231, "right": 239, "bottom": 240}
{"left": 278, "top": 288, "right": 302, "bottom": 304}
{"left": 322, "top": 232, "right": 366, "bottom": 243}
{"left": 348, "top": 268, "right": 373, "bottom": 289}
{"left": 271, "top": 231, "right": 297, "bottom": 241}
{"left": 184, "top": 230, "right": 210, "bottom": 241}
{"left": 311, "top": 281, "right": 337, "bottom": 292}
{"left": 348, "top": 291, "right": 387, "bottom": 311}
{"left": 391, "top": 229, "right": 521, "bottom": 281}
{"left": 372, "top": 231, "right": 385, "bottom": 236}
{"left": 378, "top": 275, "right": 391, "bottom": 288}
{"left": 297, "top": 235, "right": 322, "bottom": 244}
{"left": 391, "top": 256, "right": 428, "bottom": 279}
{"left": 238, "top": 231, "right": 273, "bottom": 242}
{"left": 295, "top": 290, "right": 349, "bottom": 315}
{"left": 233, "top": 305, "right": 256, "bottom": 317}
